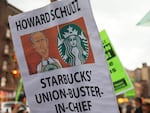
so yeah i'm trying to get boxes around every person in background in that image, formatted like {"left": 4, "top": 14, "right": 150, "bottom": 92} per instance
{"left": 134, "top": 97, "right": 143, "bottom": 113}
{"left": 126, "top": 101, "right": 133, "bottom": 113}
{"left": 142, "top": 103, "right": 150, "bottom": 113}
{"left": 12, "top": 103, "right": 27, "bottom": 113}
{"left": 118, "top": 105, "right": 122, "bottom": 113}
{"left": 18, "top": 93, "right": 26, "bottom": 105}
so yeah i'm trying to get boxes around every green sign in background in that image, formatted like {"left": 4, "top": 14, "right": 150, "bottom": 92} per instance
{"left": 124, "top": 79, "right": 135, "bottom": 97}
{"left": 100, "top": 30, "right": 134, "bottom": 95}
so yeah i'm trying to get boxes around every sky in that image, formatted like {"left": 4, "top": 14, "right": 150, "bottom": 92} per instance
{"left": 7, "top": 0, "right": 150, "bottom": 70}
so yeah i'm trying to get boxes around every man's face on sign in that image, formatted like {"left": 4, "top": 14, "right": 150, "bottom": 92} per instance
{"left": 31, "top": 32, "right": 49, "bottom": 59}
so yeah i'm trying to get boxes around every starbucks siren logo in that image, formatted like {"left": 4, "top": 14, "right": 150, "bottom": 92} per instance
{"left": 57, "top": 24, "right": 89, "bottom": 66}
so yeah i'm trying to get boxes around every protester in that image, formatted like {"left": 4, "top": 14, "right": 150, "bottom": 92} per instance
{"left": 134, "top": 97, "right": 143, "bottom": 113}
{"left": 142, "top": 103, "right": 150, "bottom": 113}
{"left": 126, "top": 101, "right": 134, "bottom": 113}
{"left": 118, "top": 105, "right": 122, "bottom": 113}
{"left": 12, "top": 103, "right": 27, "bottom": 113}
{"left": 18, "top": 93, "right": 26, "bottom": 105}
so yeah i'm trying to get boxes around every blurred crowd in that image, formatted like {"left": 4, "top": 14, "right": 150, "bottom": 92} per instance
{"left": 119, "top": 97, "right": 150, "bottom": 113}
{"left": 1, "top": 94, "right": 29, "bottom": 113}
{"left": 1, "top": 95, "right": 150, "bottom": 113}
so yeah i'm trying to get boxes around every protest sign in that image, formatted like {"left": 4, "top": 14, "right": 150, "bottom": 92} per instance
{"left": 125, "top": 79, "right": 136, "bottom": 98}
{"left": 9, "top": 0, "right": 119, "bottom": 113}
{"left": 100, "top": 30, "right": 134, "bottom": 95}
{"left": 136, "top": 10, "right": 150, "bottom": 26}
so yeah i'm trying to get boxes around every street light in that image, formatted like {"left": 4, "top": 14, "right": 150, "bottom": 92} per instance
{"left": 11, "top": 69, "right": 19, "bottom": 77}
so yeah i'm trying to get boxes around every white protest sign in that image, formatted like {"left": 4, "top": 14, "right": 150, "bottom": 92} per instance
{"left": 8, "top": 0, "right": 119, "bottom": 113}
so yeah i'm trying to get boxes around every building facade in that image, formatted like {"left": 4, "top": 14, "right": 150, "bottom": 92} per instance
{"left": 127, "top": 63, "right": 150, "bottom": 98}
{"left": 0, "top": 0, "right": 22, "bottom": 101}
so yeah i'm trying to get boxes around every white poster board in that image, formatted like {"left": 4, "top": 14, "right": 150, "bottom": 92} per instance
{"left": 9, "top": 0, "right": 119, "bottom": 113}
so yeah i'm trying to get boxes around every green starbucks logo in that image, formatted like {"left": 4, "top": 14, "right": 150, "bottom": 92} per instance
{"left": 57, "top": 24, "right": 89, "bottom": 66}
